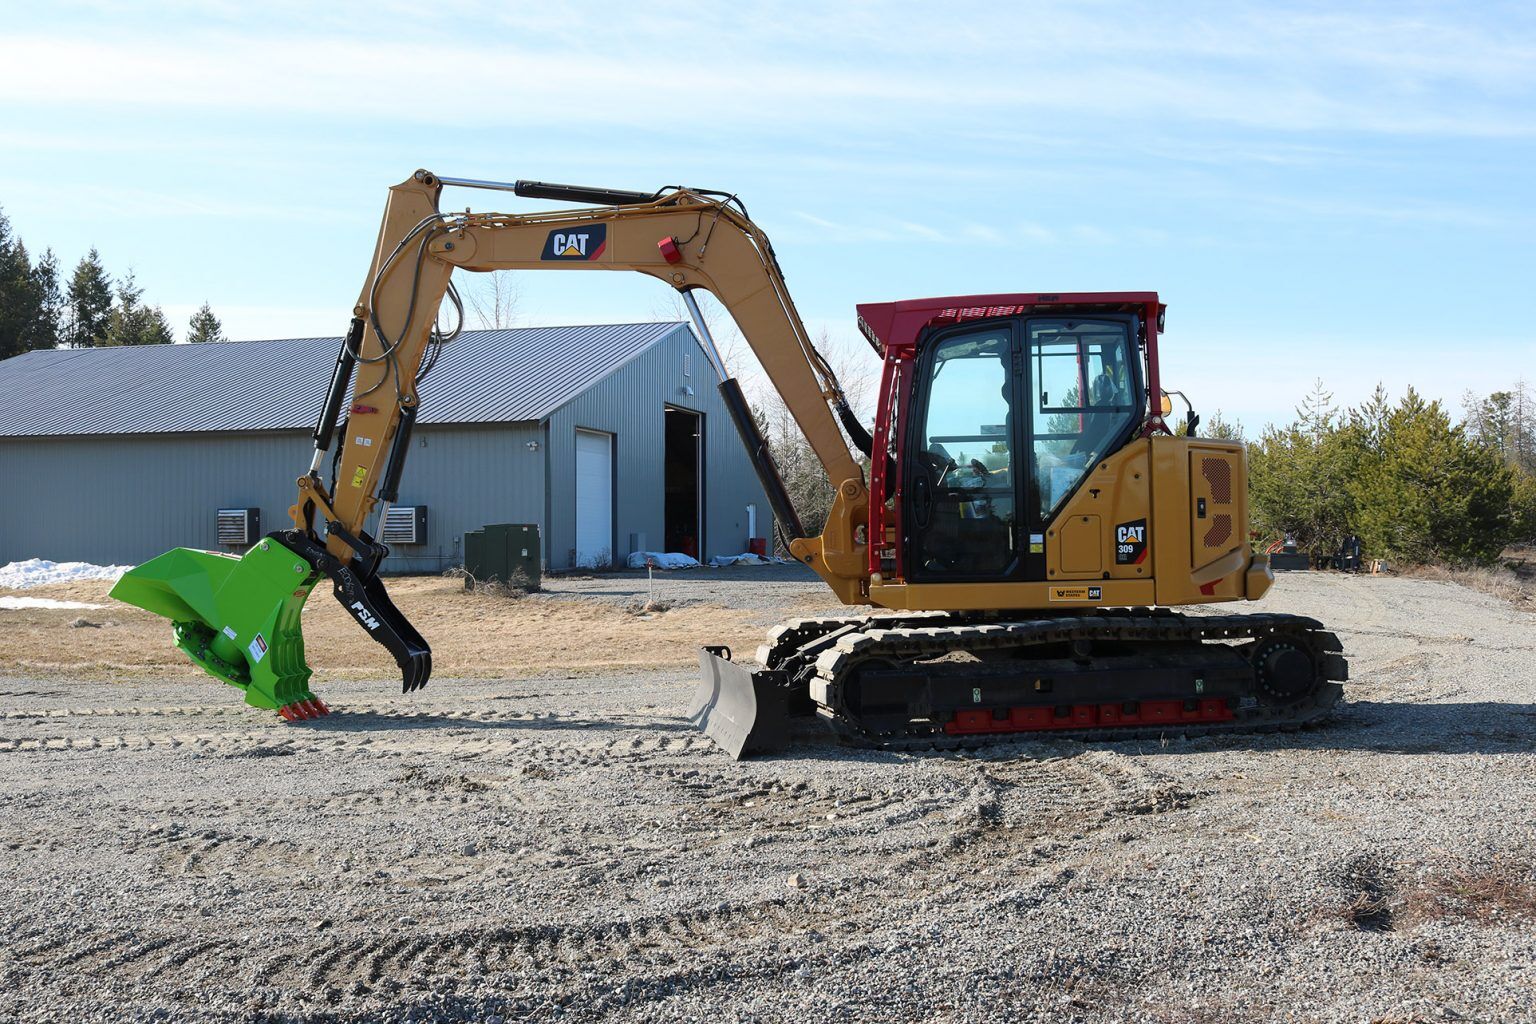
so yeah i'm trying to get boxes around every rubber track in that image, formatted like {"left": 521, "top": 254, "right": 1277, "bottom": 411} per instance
{"left": 769, "top": 610, "right": 1346, "bottom": 752}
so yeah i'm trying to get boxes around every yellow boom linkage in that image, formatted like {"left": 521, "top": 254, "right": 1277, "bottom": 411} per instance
{"left": 111, "top": 171, "right": 872, "bottom": 725}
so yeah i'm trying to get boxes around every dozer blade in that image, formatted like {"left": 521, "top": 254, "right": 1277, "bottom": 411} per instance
{"left": 110, "top": 540, "right": 325, "bottom": 717}
{"left": 688, "top": 647, "right": 789, "bottom": 759}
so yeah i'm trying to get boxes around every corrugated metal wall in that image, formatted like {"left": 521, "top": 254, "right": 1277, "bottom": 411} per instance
{"left": 0, "top": 325, "right": 775, "bottom": 573}
{"left": 0, "top": 424, "right": 542, "bottom": 571}
{"left": 544, "top": 325, "right": 773, "bottom": 569}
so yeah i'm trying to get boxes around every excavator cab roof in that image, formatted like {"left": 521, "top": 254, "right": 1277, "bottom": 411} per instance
{"left": 855, "top": 291, "right": 1164, "bottom": 358}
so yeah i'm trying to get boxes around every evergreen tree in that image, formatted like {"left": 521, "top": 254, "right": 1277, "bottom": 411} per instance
{"left": 0, "top": 231, "right": 37, "bottom": 359}
{"left": 1350, "top": 392, "right": 1516, "bottom": 565}
{"left": 1202, "top": 409, "right": 1244, "bottom": 441}
{"left": 65, "top": 249, "right": 113, "bottom": 348}
{"left": 186, "top": 302, "right": 226, "bottom": 343}
{"left": 1296, "top": 377, "right": 1336, "bottom": 437}
{"left": 1174, "top": 408, "right": 1244, "bottom": 439}
{"left": 103, "top": 270, "right": 174, "bottom": 346}
{"left": 1247, "top": 421, "right": 1358, "bottom": 559}
{"left": 30, "top": 248, "right": 61, "bottom": 350}
{"left": 1512, "top": 474, "right": 1536, "bottom": 545}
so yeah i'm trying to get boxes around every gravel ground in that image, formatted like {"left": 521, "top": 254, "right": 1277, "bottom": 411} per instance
{"left": 2, "top": 571, "right": 1535, "bottom": 1023}
{"left": 543, "top": 562, "right": 833, "bottom": 620}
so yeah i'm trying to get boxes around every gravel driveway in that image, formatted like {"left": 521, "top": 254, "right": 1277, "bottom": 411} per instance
{"left": 2, "top": 571, "right": 1534, "bottom": 1023}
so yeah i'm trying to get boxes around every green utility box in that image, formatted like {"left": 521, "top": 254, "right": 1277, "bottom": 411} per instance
{"left": 462, "top": 523, "right": 541, "bottom": 591}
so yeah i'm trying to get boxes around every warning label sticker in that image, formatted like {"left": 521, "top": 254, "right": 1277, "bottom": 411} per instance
{"left": 1049, "top": 586, "right": 1103, "bottom": 603}
{"left": 247, "top": 634, "right": 269, "bottom": 664}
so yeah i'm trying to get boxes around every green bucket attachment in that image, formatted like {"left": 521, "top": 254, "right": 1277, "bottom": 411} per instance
{"left": 110, "top": 539, "right": 327, "bottom": 719}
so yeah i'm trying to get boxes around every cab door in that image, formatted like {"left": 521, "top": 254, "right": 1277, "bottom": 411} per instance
{"left": 902, "top": 314, "right": 1143, "bottom": 586}
{"left": 903, "top": 321, "right": 1026, "bottom": 582}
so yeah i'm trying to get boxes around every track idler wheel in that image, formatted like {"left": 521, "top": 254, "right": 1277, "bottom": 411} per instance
{"left": 1253, "top": 638, "right": 1317, "bottom": 705}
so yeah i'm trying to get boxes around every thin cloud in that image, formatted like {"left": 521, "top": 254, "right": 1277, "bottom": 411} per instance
{"left": 2, "top": 5, "right": 1534, "bottom": 139}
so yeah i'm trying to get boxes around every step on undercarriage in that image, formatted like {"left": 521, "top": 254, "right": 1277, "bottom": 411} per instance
{"left": 693, "top": 609, "right": 1346, "bottom": 757}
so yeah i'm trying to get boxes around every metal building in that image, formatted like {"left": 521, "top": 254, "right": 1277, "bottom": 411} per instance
{"left": 0, "top": 323, "right": 773, "bottom": 571}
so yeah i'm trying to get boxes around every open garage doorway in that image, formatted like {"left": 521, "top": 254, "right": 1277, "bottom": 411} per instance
{"left": 664, "top": 407, "right": 701, "bottom": 559}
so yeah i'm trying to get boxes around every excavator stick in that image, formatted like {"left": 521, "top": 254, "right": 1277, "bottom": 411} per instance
{"left": 689, "top": 647, "right": 791, "bottom": 758}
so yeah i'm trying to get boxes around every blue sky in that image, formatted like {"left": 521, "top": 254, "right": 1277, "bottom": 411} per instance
{"left": 2, "top": 1, "right": 1531, "bottom": 430}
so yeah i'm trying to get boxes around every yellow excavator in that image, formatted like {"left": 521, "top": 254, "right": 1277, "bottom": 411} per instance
{"left": 112, "top": 170, "right": 1347, "bottom": 756}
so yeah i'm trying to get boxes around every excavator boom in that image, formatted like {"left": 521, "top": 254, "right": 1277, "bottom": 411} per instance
{"left": 112, "top": 170, "right": 873, "bottom": 744}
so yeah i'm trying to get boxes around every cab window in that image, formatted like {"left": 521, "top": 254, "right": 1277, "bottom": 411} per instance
{"left": 909, "top": 326, "right": 1016, "bottom": 576}
{"left": 1028, "top": 318, "right": 1138, "bottom": 520}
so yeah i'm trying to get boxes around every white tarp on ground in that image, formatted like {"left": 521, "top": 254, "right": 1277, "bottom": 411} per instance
{"left": 0, "top": 559, "right": 131, "bottom": 590}
{"left": 625, "top": 551, "right": 702, "bottom": 570}
{"left": 0, "top": 596, "right": 106, "bottom": 610}
{"left": 707, "top": 553, "right": 782, "bottom": 567}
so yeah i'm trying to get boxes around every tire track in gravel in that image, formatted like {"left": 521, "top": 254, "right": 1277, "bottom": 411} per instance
{"left": 0, "top": 726, "right": 717, "bottom": 765}
{"left": 2, "top": 749, "right": 1187, "bottom": 999}
{"left": 9, "top": 897, "right": 847, "bottom": 993}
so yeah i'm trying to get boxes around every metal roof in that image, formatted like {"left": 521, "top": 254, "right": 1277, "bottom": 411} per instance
{"left": 0, "top": 322, "right": 687, "bottom": 438}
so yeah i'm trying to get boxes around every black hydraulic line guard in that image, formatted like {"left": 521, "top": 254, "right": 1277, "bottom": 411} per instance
{"left": 718, "top": 377, "right": 805, "bottom": 539}
{"left": 513, "top": 180, "right": 659, "bottom": 206}
{"left": 689, "top": 647, "right": 790, "bottom": 758}
{"left": 834, "top": 397, "right": 874, "bottom": 457}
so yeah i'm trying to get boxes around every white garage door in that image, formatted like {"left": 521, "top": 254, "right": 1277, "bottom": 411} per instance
{"left": 574, "top": 429, "right": 614, "bottom": 567}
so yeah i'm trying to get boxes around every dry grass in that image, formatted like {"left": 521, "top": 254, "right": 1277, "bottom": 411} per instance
{"left": 1400, "top": 547, "right": 1535, "bottom": 612}
{"left": 1329, "top": 854, "right": 1536, "bottom": 934}
{"left": 1397, "top": 858, "right": 1536, "bottom": 929}
{"left": 0, "top": 575, "right": 818, "bottom": 683}
{"left": 442, "top": 564, "right": 538, "bottom": 599}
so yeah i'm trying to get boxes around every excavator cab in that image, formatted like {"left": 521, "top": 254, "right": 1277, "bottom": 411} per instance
{"left": 902, "top": 312, "right": 1144, "bottom": 583}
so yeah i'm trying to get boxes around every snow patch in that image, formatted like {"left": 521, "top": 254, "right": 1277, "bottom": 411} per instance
{"left": 0, "top": 596, "right": 107, "bottom": 611}
{"left": 0, "top": 559, "right": 131, "bottom": 590}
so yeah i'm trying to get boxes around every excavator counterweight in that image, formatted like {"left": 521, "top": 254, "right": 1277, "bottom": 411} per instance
{"left": 113, "top": 170, "right": 1348, "bottom": 752}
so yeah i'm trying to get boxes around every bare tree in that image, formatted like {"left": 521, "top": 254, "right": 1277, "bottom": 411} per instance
{"left": 648, "top": 290, "right": 761, "bottom": 391}
{"left": 745, "top": 329, "right": 879, "bottom": 545}
{"left": 463, "top": 271, "right": 521, "bottom": 329}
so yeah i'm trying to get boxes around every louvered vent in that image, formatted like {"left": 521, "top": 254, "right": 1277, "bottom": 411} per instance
{"left": 216, "top": 508, "right": 260, "bottom": 547}
{"left": 382, "top": 505, "right": 428, "bottom": 545}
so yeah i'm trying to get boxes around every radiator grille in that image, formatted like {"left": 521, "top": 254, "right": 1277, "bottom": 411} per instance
{"left": 1203, "top": 514, "right": 1232, "bottom": 549}
{"left": 1201, "top": 458, "right": 1232, "bottom": 503}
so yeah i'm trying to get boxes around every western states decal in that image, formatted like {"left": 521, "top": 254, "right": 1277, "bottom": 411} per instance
{"left": 1049, "top": 586, "right": 1102, "bottom": 602}
{"left": 541, "top": 225, "right": 607, "bottom": 261}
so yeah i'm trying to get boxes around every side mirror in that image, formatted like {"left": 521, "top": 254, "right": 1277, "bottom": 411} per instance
{"left": 1159, "top": 393, "right": 1174, "bottom": 416}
